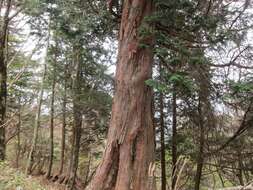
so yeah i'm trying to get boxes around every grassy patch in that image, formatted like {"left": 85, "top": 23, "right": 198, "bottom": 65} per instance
{"left": 0, "top": 161, "right": 63, "bottom": 190}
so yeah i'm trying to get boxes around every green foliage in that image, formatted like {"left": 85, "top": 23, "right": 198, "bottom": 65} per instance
{"left": 168, "top": 73, "right": 195, "bottom": 93}
{"left": 189, "top": 56, "right": 209, "bottom": 65}
{"left": 145, "top": 79, "right": 168, "bottom": 92}
{"left": 230, "top": 81, "right": 253, "bottom": 93}
{"left": 0, "top": 162, "right": 46, "bottom": 190}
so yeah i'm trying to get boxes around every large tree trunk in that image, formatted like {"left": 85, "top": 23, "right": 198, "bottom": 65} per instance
{"left": 89, "top": 0, "right": 156, "bottom": 190}
{"left": 46, "top": 50, "right": 57, "bottom": 179}
{"left": 0, "top": 0, "right": 11, "bottom": 161}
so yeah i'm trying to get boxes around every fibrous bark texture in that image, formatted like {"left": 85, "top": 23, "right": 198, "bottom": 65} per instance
{"left": 89, "top": 0, "right": 156, "bottom": 190}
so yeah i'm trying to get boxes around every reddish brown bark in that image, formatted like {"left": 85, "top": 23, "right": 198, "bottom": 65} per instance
{"left": 89, "top": 0, "right": 156, "bottom": 190}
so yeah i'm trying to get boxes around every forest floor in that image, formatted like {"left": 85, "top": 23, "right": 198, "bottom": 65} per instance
{"left": 0, "top": 162, "right": 65, "bottom": 190}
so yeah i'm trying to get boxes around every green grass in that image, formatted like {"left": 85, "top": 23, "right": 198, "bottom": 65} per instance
{"left": 0, "top": 161, "right": 63, "bottom": 190}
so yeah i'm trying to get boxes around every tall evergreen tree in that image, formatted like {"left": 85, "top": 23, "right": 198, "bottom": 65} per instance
{"left": 90, "top": 0, "right": 156, "bottom": 189}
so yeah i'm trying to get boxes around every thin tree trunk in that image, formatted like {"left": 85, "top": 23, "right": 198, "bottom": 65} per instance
{"left": 46, "top": 49, "right": 57, "bottom": 179}
{"left": 217, "top": 167, "right": 225, "bottom": 187}
{"left": 171, "top": 89, "right": 177, "bottom": 190}
{"left": 193, "top": 58, "right": 212, "bottom": 190}
{"left": 89, "top": 0, "right": 156, "bottom": 189}
{"left": 194, "top": 99, "right": 205, "bottom": 190}
{"left": 59, "top": 64, "right": 67, "bottom": 175}
{"left": 159, "top": 92, "right": 166, "bottom": 190}
{"left": 66, "top": 48, "right": 78, "bottom": 182}
{"left": 237, "top": 149, "right": 244, "bottom": 186}
{"left": 16, "top": 101, "right": 21, "bottom": 168}
{"left": 68, "top": 48, "right": 82, "bottom": 190}
{"left": 66, "top": 105, "right": 76, "bottom": 185}
{"left": 0, "top": 0, "right": 11, "bottom": 161}
{"left": 26, "top": 19, "right": 50, "bottom": 174}
{"left": 159, "top": 63, "right": 166, "bottom": 190}
{"left": 68, "top": 105, "right": 82, "bottom": 190}
{"left": 26, "top": 64, "right": 47, "bottom": 175}
{"left": 83, "top": 153, "right": 92, "bottom": 187}
{"left": 67, "top": 120, "right": 75, "bottom": 181}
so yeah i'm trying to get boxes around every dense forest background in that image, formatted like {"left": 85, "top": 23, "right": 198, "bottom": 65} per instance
{"left": 0, "top": 0, "right": 253, "bottom": 190}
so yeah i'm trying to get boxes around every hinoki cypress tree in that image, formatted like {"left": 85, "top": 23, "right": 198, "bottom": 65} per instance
{"left": 89, "top": 0, "right": 156, "bottom": 189}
